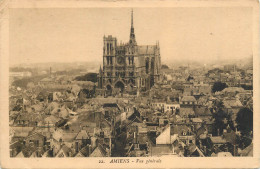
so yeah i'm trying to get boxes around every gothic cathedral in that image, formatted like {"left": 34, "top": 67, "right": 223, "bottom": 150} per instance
{"left": 98, "top": 10, "right": 161, "bottom": 95}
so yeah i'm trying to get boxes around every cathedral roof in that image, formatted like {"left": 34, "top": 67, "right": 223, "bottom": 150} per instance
{"left": 137, "top": 45, "right": 157, "bottom": 55}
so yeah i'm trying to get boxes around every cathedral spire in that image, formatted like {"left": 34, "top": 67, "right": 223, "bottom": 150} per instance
{"left": 131, "top": 9, "right": 133, "bottom": 28}
{"left": 129, "top": 9, "right": 136, "bottom": 45}
{"left": 99, "top": 65, "right": 102, "bottom": 74}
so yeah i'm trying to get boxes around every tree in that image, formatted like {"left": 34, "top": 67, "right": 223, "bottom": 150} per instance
{"left": 241, "top": 84, "right": 253, "bottom": 90}
{"left": 74, "top": 73, "right": 97, "bottom": 82}
{"left": 212, "top": 101, "right": 233, "bottom": 136}
{"left": 212, "top": 82, "right": 228, "bottom": 93}
{"left": 161, "top": 64, "right": 169, "bottom": 69}
{"left": 236, "top": 108, "right": 253, "bottom": 136}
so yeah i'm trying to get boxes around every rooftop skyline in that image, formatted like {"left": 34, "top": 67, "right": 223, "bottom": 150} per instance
{"left": 10, "top": 7, "right": 252, "bottom": 66}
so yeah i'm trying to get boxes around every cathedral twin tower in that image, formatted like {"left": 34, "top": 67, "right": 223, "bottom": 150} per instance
{"left": 98, "top": 10, "right": 161, "bottom": 96}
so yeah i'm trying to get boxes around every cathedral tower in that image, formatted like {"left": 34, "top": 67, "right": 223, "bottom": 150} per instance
{"left": 98, "top": 9, "right": 161, "bottom": 96}
{"left": 129, "top": 9, "right": 136, "bottom": 45}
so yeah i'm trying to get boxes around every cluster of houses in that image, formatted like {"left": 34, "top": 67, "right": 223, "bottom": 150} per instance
{"left": 9, "top": 63, "right": 253, "bottom": 157}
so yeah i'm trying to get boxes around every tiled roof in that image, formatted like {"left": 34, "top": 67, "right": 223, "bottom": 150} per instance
{"left": 90, "top": 144, "right": 107, "bottom": 157}
{"left": 79, "top": 145, "right": 90, "bottom": 157}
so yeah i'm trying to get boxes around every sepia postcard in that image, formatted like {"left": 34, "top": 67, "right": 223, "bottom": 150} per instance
{"left": 0, "top": 0, "right": 259, "bottom": 168}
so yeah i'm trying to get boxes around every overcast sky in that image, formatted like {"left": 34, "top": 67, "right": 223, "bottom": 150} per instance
{"left": 9, "top": 7, "right": 252, "bottom": 66}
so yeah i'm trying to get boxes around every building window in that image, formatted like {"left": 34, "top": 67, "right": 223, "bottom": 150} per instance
{"left": 129, "top": 72, "right": 134, "bottom": 77}
{"left": 110, "top": 57, "right": 113, "bottom": 64}
{"left": 107, "top": 43, "right": 109, "bottom": 55}
{"left": 107, "top": 57, "right": 109, "bottom": 65}
{"left": 35, "top": 140, "right": 39, "bottom": 146}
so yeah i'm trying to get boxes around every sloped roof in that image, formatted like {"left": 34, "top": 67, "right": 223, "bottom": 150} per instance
{"left": 240, "top": 143, "right": 253, "bottom": 156}
{"left": 181, "top": 96, "right": 197, "bottom": 102}
{"left": 150, "top": 145, "right": 173, "bottom": 156}
{"left": 44, "top": 115, "right": 60, "bottom": 124}
{"left": 210, "top": 136, "right": 227, "bottom": 144}
{"left": 89, "top": 144, "right": 107, "bottom": 157}
{"left": 194, "top": 106, "right": 212, "bottom": 116}
{"left": 15, "top": 113, "right": 31, "bottom": 121}
{"left": 42, "top": 150, "right": 52, "bottom": 157}
{"left": 222, "top": 87, "right": 245, "bottom": 93}
{"left": 20, "top": 145, "right": 38, "bottom": 157}
{"left": 79, "top": 145, "right": 90, "bottom": 157}
{"left": 223, "top": 130, "right": 236, "bottom": 144}
{"left": 45, "top": 102, "right": 60, "bottom": 112}
{"left": 26, "top": 132, "right": 45, "bottom": 140}
{"left": 62, "top": 132, "right": 77, "bottom": 142}
{"left": 59, "top": 106, "right": 71, "bottom": 118}
{"left": 56, "top": 145, "right": 73, "bottom": 157}
{"left": 196, "top": 128, "right": 207, "bottom": 139}
{"left": 179, "top": 107, "right": 195, "bottom": 117}
{"left": 31, "top": 104, "right": 44, "bottom": 112}
{"left": 52, "top": 129, "right": 63, "bottom": 141}
{"left": 75, "top": 130, "right": 89, "bottom": 140}
{"left": 191, "top": 118, "right": 203, "bottom": 123}
{"left": 137, "top": 45, "right": 156, "bottom": 55}
{"left": 16, "top": 151, "right": 25, "bottom": 157}
{"left": 171, "top": 125, "right": 190, "bottom": 136}
{"left": 11, "top": 126, "right": 34, "bottom": 138}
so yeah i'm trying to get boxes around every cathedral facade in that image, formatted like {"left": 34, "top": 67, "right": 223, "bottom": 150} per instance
{"left": 98, "top": 10, "right": 161, "bottom": 95}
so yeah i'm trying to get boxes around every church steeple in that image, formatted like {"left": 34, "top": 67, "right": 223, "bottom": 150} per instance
{"left": 129, "top": 9, "right": 136, "bottom": 45}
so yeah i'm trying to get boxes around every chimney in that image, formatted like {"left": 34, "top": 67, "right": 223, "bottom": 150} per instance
{"left": 199, "top": 140, "right": 202, "bottom": 149}
{"left": 133, "top": 132, "right": 137, "bottom": 144}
